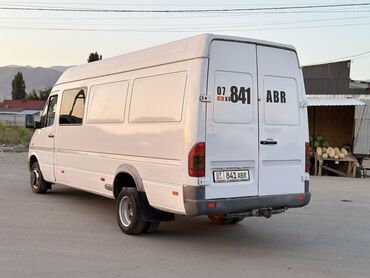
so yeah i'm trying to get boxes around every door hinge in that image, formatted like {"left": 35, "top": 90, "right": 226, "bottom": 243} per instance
{"left": 300, "top": 100, "right": 308, "bottom": 108}
{"left": 198, "top": 178, "right": 210, "bottom": 185}
{"left": 302, "top": 173, "right": 310, "bottom": 181}
{"left": 199, "top": 95, "right": 211, "bottom": 102}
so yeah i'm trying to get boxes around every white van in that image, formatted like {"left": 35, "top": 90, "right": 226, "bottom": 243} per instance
{"left": 27, "top": 34, "right": 311, "bottom": 235}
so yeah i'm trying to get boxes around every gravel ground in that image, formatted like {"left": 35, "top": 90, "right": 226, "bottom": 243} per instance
{"left": 0, "top": 152, "right": 369, "bottom": 278}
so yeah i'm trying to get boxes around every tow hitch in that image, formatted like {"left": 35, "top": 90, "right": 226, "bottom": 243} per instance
{"left": 228, "top": 208, "right": 287, "bottom": 219}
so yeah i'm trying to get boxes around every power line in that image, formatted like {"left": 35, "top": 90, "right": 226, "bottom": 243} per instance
{"left": 203, "top": 21, "right": 370, "bottom": 32}
{"left": 1, "top": 16, "right": 368, "bottom": 29}
{"left": 0, "top": 2, "right": 370, "bottom": 13}
{"left": 1, "top": 10, "right": 370, "bottom": 22}
{"left": 1, "top": 10, "right": 370, "bottom": 19}
{"left": 0, "top": 14, "right": 369, "bottom": 23}
{"left": 352, "top": 54, "right": 370, "bottom": 61}
{"left": 311, "top": 51, "right": 370, "bottom": 64}
{"left": 3, "top": 1, "right": 355, "bottom": 7}
{"left": 0, "top": 21, "right": 369, "bottom": 32}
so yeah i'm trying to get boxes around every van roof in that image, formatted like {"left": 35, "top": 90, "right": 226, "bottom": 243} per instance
{"left": 56, "top": 33, "right": 296, "bottom": 85}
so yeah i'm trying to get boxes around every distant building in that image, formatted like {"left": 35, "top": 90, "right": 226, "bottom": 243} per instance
{"left": 0, "top": 100, "right": 45, "bottom": 126}
{"left": 302, "top": 61, "right": 370, "bottom": 155}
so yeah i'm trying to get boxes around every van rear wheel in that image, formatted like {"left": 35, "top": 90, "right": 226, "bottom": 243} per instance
{"left": 230, "top": 217, "right": 244, "bottom": 224}
{"left": 207, "top": 215, "right": 233, "bottom": 225}
{"left": 116, "top": 187, "right": 148, "bottom": 235}
{"left": 207, "top": 215, "right": 244, "bottom": 225}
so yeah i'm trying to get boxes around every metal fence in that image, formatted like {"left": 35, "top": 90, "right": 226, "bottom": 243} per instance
{"left": 0, "top": 113, "right": 40, "bottom": 127}
{"left": 0, "top": 114, "right": 28, "bottom": 126}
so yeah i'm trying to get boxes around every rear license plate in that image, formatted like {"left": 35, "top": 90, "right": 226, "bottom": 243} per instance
{"left": 213, "top": 169, "right": 250, "bottom": 183}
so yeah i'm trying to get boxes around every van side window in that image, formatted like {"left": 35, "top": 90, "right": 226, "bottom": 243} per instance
{"left": 59, "top": 88, "right": 86, "bottom": 125}
{"left": 40, "top": 95, "right": 58, "bottom": 128}
{"left": 46, "top": 95, "right": 58, "bottom": 127}
{"left": 129, "top": 72, "right": 187, "bottom": 123}
{"left": 87, "top": 81, "right": 129, "bottom": 123}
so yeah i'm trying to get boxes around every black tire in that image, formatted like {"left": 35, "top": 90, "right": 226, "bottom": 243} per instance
{"left": 30, "top": 162, "right": 49, "bottom": 194}
{"left": 143, "top": 222, "right": 160, "bottom": 233}
{"left": 207, "top": 215, "right": 234, "bottom": 225}
{"left": 208, "top": 215, "right": 244, "bottom": 225}
{"left": 116, "top": 187, "right": 147, "bottom": 235}
{"left": 230, "top": 217, "right": 245, "bottom": 224}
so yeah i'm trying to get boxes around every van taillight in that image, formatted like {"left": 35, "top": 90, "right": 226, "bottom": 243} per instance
{"left": 305, "top": 142, "right": 310, "bottom": 173}
{"left": 188, "top": 142, "right": 205, "bottom": 177}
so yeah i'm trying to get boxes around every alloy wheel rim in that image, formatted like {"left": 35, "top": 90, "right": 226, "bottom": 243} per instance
{"left": 119, "top": 196, "right": 134, "bottom": 227}
{"left": 31, "top": 169, "right": 40, "bottom": 189}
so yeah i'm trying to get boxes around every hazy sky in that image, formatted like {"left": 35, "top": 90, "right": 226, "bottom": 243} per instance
{"left": 0, "top": 0, "right": 369, "bottom": 80}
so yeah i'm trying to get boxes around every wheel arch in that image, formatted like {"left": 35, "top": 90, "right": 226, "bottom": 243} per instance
{"left": 113, "top": 164, "right": 145, "bottom": 199}
{"left": 28, "top": 153, "right": 39, "bottom": 170}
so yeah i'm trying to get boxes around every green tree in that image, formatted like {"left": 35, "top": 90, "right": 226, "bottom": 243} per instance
{"left": 26, "top": 87, "right": 52, "bottom": 100}
{"left": 26, "top": 89, "right": 40, "bottom": 100}
{"left": 87, "top": 52, "right": 102, "bottom": 63}
{"left": 11, "top": 72, "right": 26, "bottom": 100}
{"left": 38, "top": 87, "right": 52, "bottom": 100}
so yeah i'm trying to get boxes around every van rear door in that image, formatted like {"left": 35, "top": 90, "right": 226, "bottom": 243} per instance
{"left": 257, "top": 46, "right": 306, "bottom": 196}
{"left": 205, "top": 40, "right": 306, "bottom": 200}
{"left": 205, "top": 40, "right": 259, "bottom": 199}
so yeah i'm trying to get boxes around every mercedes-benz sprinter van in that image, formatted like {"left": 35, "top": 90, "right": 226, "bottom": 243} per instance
{"left": 27, "top": 34, "right": 310, "bottom": 235}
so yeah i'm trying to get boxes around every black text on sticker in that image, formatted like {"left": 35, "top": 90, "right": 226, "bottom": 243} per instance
{"left": 266, "top": 90, "right": 286, "bottom": 103}
{"left": 216, "top": 86, "right": 251, "bottom": 104}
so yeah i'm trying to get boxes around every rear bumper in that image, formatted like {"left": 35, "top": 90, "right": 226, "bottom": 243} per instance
{"left": 183, "top": 181, "right": 311, "bottom": 217}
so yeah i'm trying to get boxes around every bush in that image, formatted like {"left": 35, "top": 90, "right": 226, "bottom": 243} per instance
{"left": 0, "top": 123, "right": 34, "bottom": 145}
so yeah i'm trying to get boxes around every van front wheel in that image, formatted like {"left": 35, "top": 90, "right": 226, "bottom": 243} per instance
{"left": 116, "top": 187, "right": 147, "bottom": 235}
{"left": 30, "top": 162, "right": 49, "bottom": 194}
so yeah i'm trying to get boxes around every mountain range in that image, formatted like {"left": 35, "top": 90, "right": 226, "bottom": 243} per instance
{"left": 0, "top": 65, "right": 69, "bottom": 101}
{"left": 1, "top": 65, "right": 368, "bottom": 102}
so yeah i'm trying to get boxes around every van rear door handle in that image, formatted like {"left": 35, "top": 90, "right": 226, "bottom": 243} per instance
{"left": 260, "top": 140, "right": 277, "bottom": 145}
{"left": 48, "top": 134, "right": 54, "bottom": 138}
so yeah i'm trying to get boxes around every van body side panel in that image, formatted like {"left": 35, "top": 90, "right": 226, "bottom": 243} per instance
{"left": 205, "top": 40, "right": 259, "bottom": 199}
{"left": 53, "top": 60, "right": 204, "bottom": 214}
{"left": 54, "top": 81, "right": 91, "bottom": 191}
{"left": 30, "top": 129, "right": 56, "bottom": 182}
{"left": 181, "top": 59, "right": 208, "bottom": 187}
{"left": 29, "top": 92, "right": 60, "bottom": 183}
{"left": 257, "top": 46, "right": 306, "bottom": 195}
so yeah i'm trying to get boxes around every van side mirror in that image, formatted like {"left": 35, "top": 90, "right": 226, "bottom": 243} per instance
{"left": 25, "top": 114, "right": 35, "bottom": 128}
{"left": 25, "top": 114, "right": 43, "bottom": 129}
{"left": 34, "top": 121, "right": 42, "bottom": 129}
